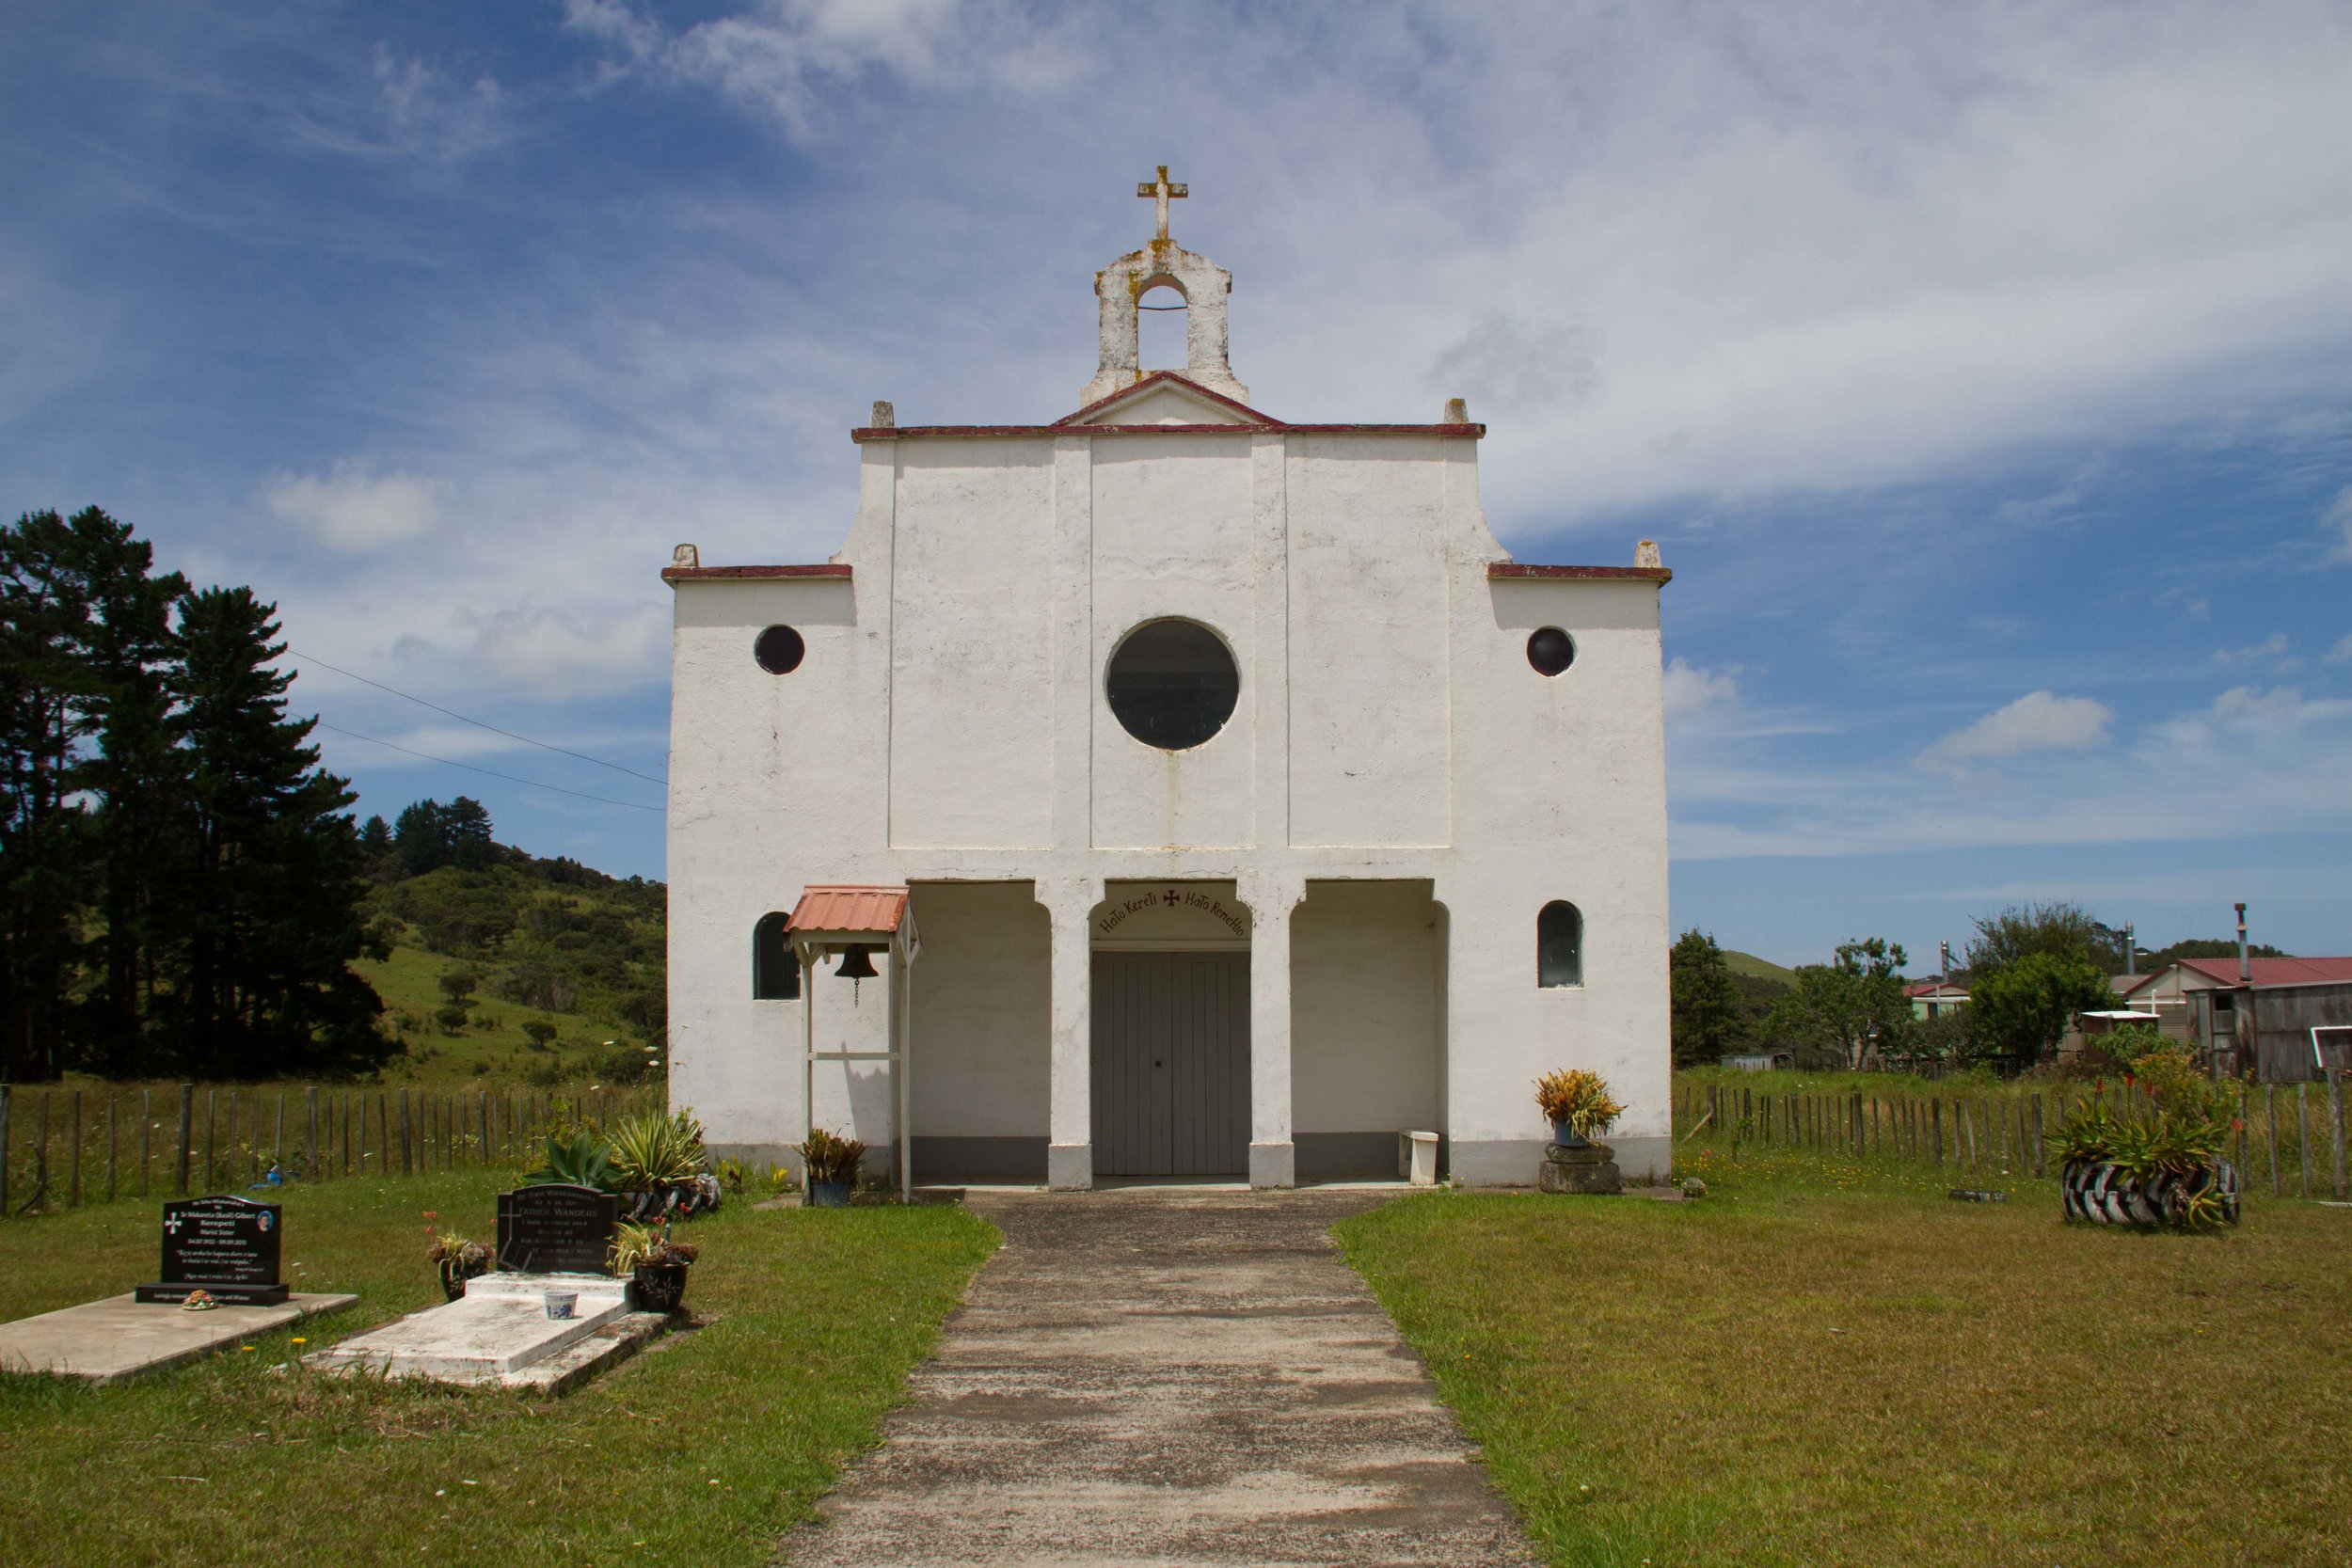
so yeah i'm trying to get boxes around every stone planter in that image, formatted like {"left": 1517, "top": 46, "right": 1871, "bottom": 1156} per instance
{"left": 629, "top": 1261, "right": 691, "bottom": 1314}
{"left": 1539, "top": 1134, "right": 1622, "bottom": 1196}
{"left": 805, "top": 1179, "right": 853, "bottom": 1209}
{"left": 2060, "top": 1159, "right": 2240, "bottom": 1228}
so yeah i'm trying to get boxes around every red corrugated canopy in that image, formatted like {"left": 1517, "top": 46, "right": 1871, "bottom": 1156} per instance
{"left": 787, "top": 885, "right": 911, "bottom": 936}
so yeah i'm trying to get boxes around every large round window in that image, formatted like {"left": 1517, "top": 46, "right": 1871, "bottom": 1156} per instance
{"left": 1105, "top": 619, "right": 1239, "bottom": 751}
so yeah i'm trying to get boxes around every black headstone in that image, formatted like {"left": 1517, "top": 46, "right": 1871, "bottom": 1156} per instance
{"left": 135, "top": 1195, "right": 289, "bottom": 1306}
{"left": 496, "top": 1183, "right": 618, "bottom": 1275}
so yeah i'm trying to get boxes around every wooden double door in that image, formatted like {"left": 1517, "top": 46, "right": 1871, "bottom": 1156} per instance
{"left": 1090, "top": 951, "right": 1249, "bottom": 1177}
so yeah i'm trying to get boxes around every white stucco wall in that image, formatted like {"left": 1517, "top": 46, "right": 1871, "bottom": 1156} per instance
{"left": 666, "top": 371, "right": 1672, "bottom": 1185}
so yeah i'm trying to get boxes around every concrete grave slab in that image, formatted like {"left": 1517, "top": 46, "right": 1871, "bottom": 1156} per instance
{"left": 302, "top": 1272, "right": 667, "bottom": 1389}
{"left": 0, "top": 1291, "right": 358, "bottom": 1386}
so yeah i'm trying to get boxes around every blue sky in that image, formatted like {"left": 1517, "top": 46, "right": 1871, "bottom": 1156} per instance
{"left": 6, "top": 1, "right": 2351, "bottom": 966}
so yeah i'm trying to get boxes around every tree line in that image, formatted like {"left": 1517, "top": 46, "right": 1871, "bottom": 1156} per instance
{"left": 1, "top": 508, "right": 387, "bottom": 1082}
{"left": 1670, "top": 901, "right": 2281, "bottom": 1073}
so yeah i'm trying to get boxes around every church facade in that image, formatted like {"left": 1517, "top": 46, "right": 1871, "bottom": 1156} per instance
{"left": 664, "top": 176, "right": 1673, "bottom": 1187}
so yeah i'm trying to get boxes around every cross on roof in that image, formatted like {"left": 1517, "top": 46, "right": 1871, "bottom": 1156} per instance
{"left": 1136, "top": 165, "right": 1186, "bottom": 242}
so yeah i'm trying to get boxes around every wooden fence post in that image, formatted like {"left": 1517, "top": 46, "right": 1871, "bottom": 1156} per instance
{"left": 2330, "top": 1070, "right": 2347, "bottom": 1201}
{"left": 305, "top": 1087, "right": 318, "bottom": 1181}
{"left": 69, "top": 1091, "right": 82, "bottom": 1207}
{"left": 2297, "top": 1084, "right": 2312, "bottom": 1198}
{"left": 0, "top": 1084, "right": 10, "bottom": 1219}
{"left": 1931, "top": 1099, "right": 1944, "bottom": 1164}
{"left": 2265, "top": 1085, "right": 2280, "bottom": 1196}
{"left": 105, "top": 1094, "right": 117, "bottom": 1202}
{"left": 399, "top": 1091, "right": 413, "bottom": 1179}
{"left": 2031, "top": 1095, "right": 2045, "bottom": 1177}
{"left": 175, "top": 1085, "right": 194, "bottom": 1196}
{"left": 138, "top": 1088, "right": 151, "bottom": 1197}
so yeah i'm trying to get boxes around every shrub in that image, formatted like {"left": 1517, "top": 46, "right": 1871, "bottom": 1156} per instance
{"left": 433, "top": 1004, "right": 469, "bottom": 1036}
{"left": 521, "top": 1019, "right": 559, "bottom": 1049}
{"left": 524, "top": 1129, "right": 619, "bottom": 1193}
{"left": 608, "top": 1109, "right": 706, "bottom": 1190}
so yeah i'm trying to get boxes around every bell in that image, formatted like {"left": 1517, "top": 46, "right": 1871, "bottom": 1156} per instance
{"left": 834, "top": 944, "right": 881, "bottom": 981}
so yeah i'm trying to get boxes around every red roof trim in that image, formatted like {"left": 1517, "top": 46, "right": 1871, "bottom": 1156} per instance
{"left": 1489, "top": 562, "right": 1673, "bottom": 584}
{"left": 1052, "top": 370, "right": 1286, "bottom": 428}
{"left": 661, "top": 563, "right": 851, "bottom": 584}
{"left": 853, "top": 422, "right": 1485, "bottom": 441}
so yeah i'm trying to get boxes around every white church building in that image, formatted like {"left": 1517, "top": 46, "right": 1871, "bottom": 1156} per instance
{"left": 665, "top": 173, "right": 1673, "bottom": 1188}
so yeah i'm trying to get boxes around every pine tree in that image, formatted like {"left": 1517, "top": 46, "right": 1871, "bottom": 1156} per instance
{"left": 0, "top": 512, "right": 103, "bottom": 1081}
{"left": 155, "top": 586, "right": 389, "bottom": 1077}
{"left": 358, "top": 814, "right": 392, "bottom": 858}
{"left": 445, "top": 796, "right": 495, "bottom": 869}
{"left": 394, "top": 798, "right": 451, "bottom": 875}
{"left": 1669, "top": 928, "right": 1744, "bottom": 1067}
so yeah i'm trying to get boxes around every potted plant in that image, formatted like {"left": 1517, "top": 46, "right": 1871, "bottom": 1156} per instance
{"left": 610, "top": 1217, "right": 700, "bottom": 1312}
{"left": 1534, "top": 1069, "right": 1624, "bottom": 1148}
{"left": 2053, "top": 1044, "right": 2240, "bottom": 1229}
{"left": 608, "top": 1108, "right": 721, "bottom": 1220}
{"left": 426, "top": 1227, "right": 494, "bottom": 1301}
{"left": 794, "top": 1128, "right": 867, "bottom": 1208}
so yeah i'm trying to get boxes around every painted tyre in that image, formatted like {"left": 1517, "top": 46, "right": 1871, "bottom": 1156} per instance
{"left": 2060, "top": 1160, "right": 2240, "bottom": 1228}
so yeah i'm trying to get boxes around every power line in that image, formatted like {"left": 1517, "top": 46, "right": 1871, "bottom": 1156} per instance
{"left": 288, "top": 648, "right": 667, "bottom": 784}
{"left": 314, "top": 722, "right": 663, "bottom": 813}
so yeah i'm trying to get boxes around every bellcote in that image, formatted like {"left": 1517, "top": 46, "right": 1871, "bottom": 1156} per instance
{"left": 1079, "top": 166, "right": 1250, "bottom": 408}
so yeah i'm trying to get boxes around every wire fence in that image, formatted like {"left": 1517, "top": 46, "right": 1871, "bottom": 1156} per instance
{"left": 1675, "top": 1072, "right": 2352, "bottom": 1199}
{"left": 0, "top": 1081, "right": 664, "bottom": 1217}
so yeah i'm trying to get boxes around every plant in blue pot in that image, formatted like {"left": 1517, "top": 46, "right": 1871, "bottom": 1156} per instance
{"left": 794, "top": 1128, "right": 867, "bottom": 1208}
{"left": 1534, "top": 1069, "right": 1624, "bottom": 1150}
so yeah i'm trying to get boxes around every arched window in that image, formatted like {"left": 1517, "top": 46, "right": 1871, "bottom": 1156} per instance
{"left": 753, "top": 912, "right": 800, "bottom": 1000}
{"left": 1537, "top": 901, "right": 1583, "bottom": 988}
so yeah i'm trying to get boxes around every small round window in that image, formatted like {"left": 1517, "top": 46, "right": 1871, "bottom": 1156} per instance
{"left": 1527, "top": 626, "right": 1575, "bottom": 676}
{"left": 755, "top": 625, "right": 805, "bottom": 674}
{"left": 1105, "top": 619, "right": 1239, "bottom": 751}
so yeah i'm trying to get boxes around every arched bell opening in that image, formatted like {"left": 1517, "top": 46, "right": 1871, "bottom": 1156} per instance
{"left": 1136, "top": 280, "right": 1189, "bottom": 371}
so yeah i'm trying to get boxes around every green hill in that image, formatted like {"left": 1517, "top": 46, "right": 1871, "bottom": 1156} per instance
{"left": 1724, "top": 949, "right": 1799, "bottom": 986}
{"left": 356, "top": 846, "right": 665, "bottom": 1087}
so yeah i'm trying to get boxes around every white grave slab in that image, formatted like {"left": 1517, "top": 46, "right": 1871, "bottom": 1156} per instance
{"left": 0, "top": 1291, "right": 358, "bottom": 1386}
{"left": 304, "top": 1272, "right": 644, "bottom": 1386}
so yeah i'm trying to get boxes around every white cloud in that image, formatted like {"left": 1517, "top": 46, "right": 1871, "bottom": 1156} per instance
{"left": 564, "top": 0, "right": 1078, "bottom": 136}
{"left": 262, "top": 467, "right": 447, "bottom": 551}
{"left": 2327, "top": 632, "right": 2352, "bottom": 664}
{"left": 1917, "top": 690, "right": 2113, "bottom": 774}
{"left": 2214, "top": 632, "right": 2290, "bottom": 663}
{"left": 1662, "top": 657, "right": 1740, "bottom": 722}
{"left": 455, "top": 603, "right": 670, "bottom": 701}
{"left": 2327, "top": 485, "right": 2352, "bottom": 563}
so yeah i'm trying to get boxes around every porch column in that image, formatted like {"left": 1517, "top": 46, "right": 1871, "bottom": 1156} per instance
{"left": 1040, "top": 878, "right": 1099, "bottom": 1190}
{"left": 1241, "top": 873, "right": 1304, "bottom": 1188}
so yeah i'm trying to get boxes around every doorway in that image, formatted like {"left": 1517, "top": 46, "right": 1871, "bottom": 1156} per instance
{"left": 1091, "top": 951, "right": 1248, "bottom": 1177}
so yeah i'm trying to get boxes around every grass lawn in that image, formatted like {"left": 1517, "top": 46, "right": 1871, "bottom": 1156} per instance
{"left": 1337, "top": 1153, "right": 2352, "bottom": 1568}
{"left": 0, "top": 1172, "right": 996, "bottom": 1566}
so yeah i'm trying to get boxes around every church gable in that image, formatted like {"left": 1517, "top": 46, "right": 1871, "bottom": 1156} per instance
{"left": 1057, "top": 372, "right": 1279, "bottom": 428}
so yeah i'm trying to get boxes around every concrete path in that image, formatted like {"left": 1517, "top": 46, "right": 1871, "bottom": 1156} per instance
{"left": 783, "top": 1188, "right": 1534, "bottom": 1568}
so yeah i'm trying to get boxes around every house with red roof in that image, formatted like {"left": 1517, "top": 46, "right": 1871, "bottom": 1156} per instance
{"left": 2114, "top": 957, "right": 2352, "bottom": 1081}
